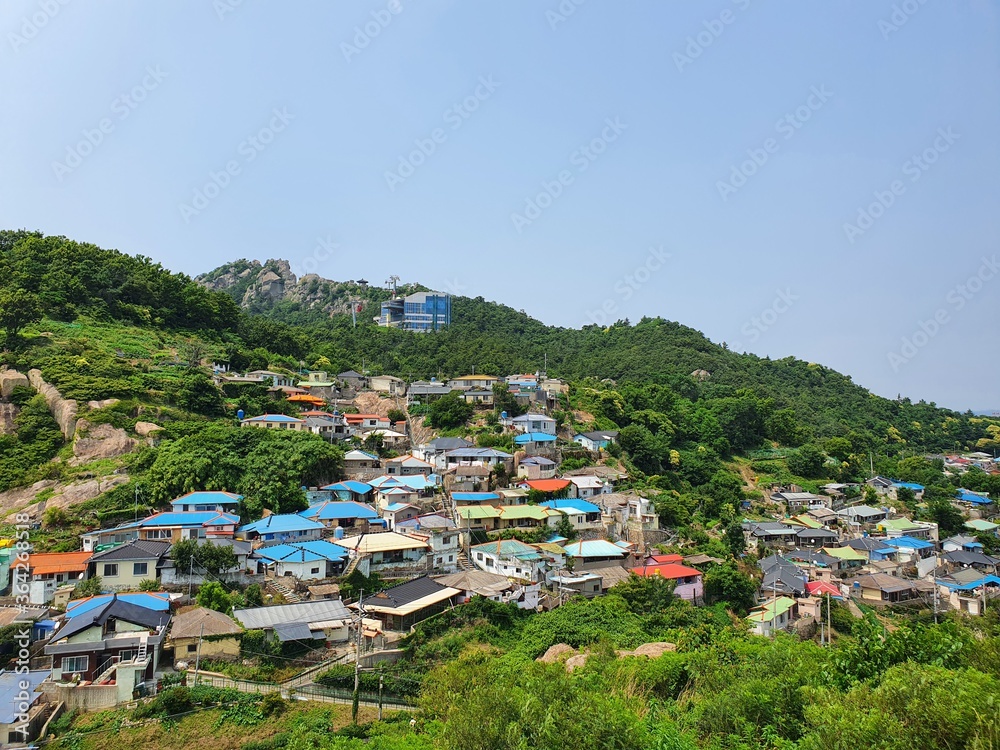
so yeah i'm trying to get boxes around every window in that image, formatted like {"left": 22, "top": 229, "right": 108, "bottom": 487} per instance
{"left": 443, "top": 536, "right": 454, "bottom": 545}
{"left": 118, "top": 650, "right": 136, "bottom": 662}
{"left": 133, "top": 562, "right": 148, "bottom": 576}
{"left": 187, "top": 644, "right": 198, "bottom": 653}
{"left": 103, "top": 563, "right": 119, "bottom": 577}
{"left": 310, "top": 567, "right": 320, "bottom": 574}
{"left": 448, "top": 555, "right": 454, "bottom": 562}
{"left": 62, "top": 655, "right": 88, "bottom": 674}
{"left": 146, "top": 529, "right": 172, "bottom": 540}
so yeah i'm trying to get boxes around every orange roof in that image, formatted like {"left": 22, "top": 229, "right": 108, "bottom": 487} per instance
{"left": 27, "top": 551, "right": 92, "bottom": 576}
{"left": 630, "top": 563, "right": 702, "bottom": 580}
{"left": 287, "top": 394, "right": 326, "bottom": 404}
{"left": 647, "top": 554, "right": 683, "bottom": 564}
{"left": 523, "top": 479, "right": 572, "bottom": 493}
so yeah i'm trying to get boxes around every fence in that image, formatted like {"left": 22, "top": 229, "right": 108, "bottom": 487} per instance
{"left": 294, "top": 684, "right": 416, "bottom": 711}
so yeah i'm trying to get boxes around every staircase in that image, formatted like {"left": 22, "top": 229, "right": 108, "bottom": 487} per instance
{"left": 268, "top": 579, "right": 302, "bottom": 603}
{"left": 94, "top": 657, "right": 120, "bottom": 684}
{"left": 341, "top": 553, "right": 362, "bottom": 579}
{"left": 456, "top": 550, "right": 474, "bottom": 572}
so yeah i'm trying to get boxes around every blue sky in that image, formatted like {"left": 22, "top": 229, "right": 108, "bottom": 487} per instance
{"left": 2, "top": 0, "right": 998, "bottom": 411}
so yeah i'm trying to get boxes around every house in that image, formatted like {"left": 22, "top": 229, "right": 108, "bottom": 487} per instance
{"left": 518, "top": 478, "right": 574, "bottom": 497}
{"left": 942, "top": 534, "right": 985, "bottom": 553}
{"left": 837, "top": 505, "right": 888, "bottom": 525}
{"left": 335, "top": 532, "right": 431, "bottom": 574}
{"left": 447, "top": 374, "right": 500, "bottom": 390}
{"left": 407, "top": 382, "right": 458, "bottom": 406}
{"left": 513, "top": 432, "right": 557, "bottom": 454}
{"left": 517, "top": 456, "right": 557, "bottom": 480}
{"left": 846, "top": 537, "right": 899, "bottom": 562}
{"left": 550, "top": 572, "right": 604, "bottom": 599}
{"left": 506, "top": 373, "right": 539, "bottom": 389}
{"left": 496, "top": 504, "right": 561, "bottom": 530}
{"left": 413, "top": 436, "right": 472, "bottom": 463}
{"left": 506, "top": 413, "right": 557, "bottom": 435}
{"left": 966, "top": 519, "right": 999, "bottom": 535}
{"left": 302, "top": 412, "right": 350, "bottom": 441}
{"left": 255, "top": 540, "right": 350, "bottom": 580}
{"left": 396, "top": 514, "right": 460, "bottom": 572}
{"left": 87, "top": 540, "right": 172, "bottom": 591}
{"left": 158, "top": 538, "right": 254, "bottom": 585}
{"left": 942, "top": 549, "right": 1000, "bottom": 572}
{"left": 567, "top": 475, "right": 610, "bottom": 499}
{"left": 892, "top": 481, "right": 926, "bottom": 500}
{"left": 299, "top": 500, "right": 379, "bottom": 529}
{"left": 240, "top": 414, "right": 307, "bottom": 431}
{"left": 354, "top": 576, "right": 460, "bottom": 631}
{"left": 935, "top": 568, "right": 1000, "bottom": 615}
{"left": 133, "top": 511, "right": 240, "bottom": 544}
{"left": 384, "top": 455, "right": 434, "bottom": 477}
{"left": 322, "top": 480, "right": 375, "bottom": 503}
{"left": 743, "top": 521, "right": 798, "bottom": 549}
{"left": 850, "top": 573, "right": 919, "bottom": 603}
{"left": 337, "top": 370, "right": 367, "bottom": 390}
{"left": 369, "top": 374, "right": 406, "bottom": 395}
{"left": 45, "top": 596, "right": 170, "bottom": 688}
{"left": 456, "top": 505, "right": 501, "bottom": 533}
{"left": 630, "top": 562, "right": 704, "bottom": 601}
{"left": 878, "top": 519, "right": 938, "bottom": 542}
{"left": 170, "top": 491, "right": 242, "bottom": 513}
{"left": 599, "top": 493, "right": 660, "bottom": 539}
{"left": 441, "top": 447, "right": 513, "bottom": 470}
{"left": 382, "top": 503, "right": 420, "bottom": 530}
{"left": 746, "top": 596, "right": 796, "bottom": 636}
{"left": 346, "top": 413, "right": 392, "bottom": 433}
{"left": 364, "top": 428, "right": 408, "bottom": 448}
{"left": 771, "top": 492, "right": 826, "bottom": 511}
{"left": 375, "top": 485, "right": 420, "bottom": 511}
{"left": 817, "top": 545, "right": 867, "bottom": 570}
{"left": 573, "top": 431, "right": 619, "bottom": 452}
{"left": 562, "top": 539, "right": 628, "bottom": 569}
{"left": 540, "top": 499, "right": 603, "bottom": 530}
{"left": 758, "top": 556, "right": 808, "bottom": 597}
{"left": 239, "top": 514, "right": 325, "bottom": 544}
{"left": 452, "top": 491, "right": 502, "bottom": 506}
{"left": 461, "top": 389, "right": 495, "bottom": 407}
{"left": 167, "top": 608, "right": 241, "bottom": 664}
{"left": 232, "top": 599, "right": 352, "bottom": 643}
{"left": 247, "top": 369, "right": 295, "bottom": 388}
{"left": 64, "top": 591, "right": 172, "bottom": 619}
{"left": 23, "top": 551, "right": 91, "bottom": 605}
{"left": 956, "top": 489, "right": 993, "bottom": 507}
{"left": 0, "top": 668, "right": 49, "bottom": 746}
{"left": 469, "top": 539, "right": 551, "bottom": 582}
{"left": 795, "top": 527, "right": 840, "bottom": 549}
{"left": 435, "top": 569, "right": 541, "bottom": 609}
{"left": 343, "top": 449, "right": 381, "bottom": 474}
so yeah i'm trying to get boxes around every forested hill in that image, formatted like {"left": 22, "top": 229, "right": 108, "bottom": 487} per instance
{"left": 200, "top": 255, "right": 983, "bottom": 451}
{"left": 0, "top": 231, "right": 991, "bottom": 453}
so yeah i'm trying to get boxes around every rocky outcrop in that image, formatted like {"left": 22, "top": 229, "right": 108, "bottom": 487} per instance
{"left": 1, "top": 475, "right": 130, "bottom": 522}
{"left": 28, "top": 369, "right": 78, "bottom": 439}
{"left": 0, "top": 402, "right": 19, "bottom": 434}
{"left": 71, "top": 420, "right": 138, "bottom": 465}
{"left": 0, "top": 369, "right": 29, "bottom": 397}
{"left": 134, "top": 421, "right": 164, "bottom": 437}
{"left": 87, "top": 398, "right": 120, "bottom": 410}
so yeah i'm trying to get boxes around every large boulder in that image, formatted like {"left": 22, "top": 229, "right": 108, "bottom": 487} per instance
{"left": 71, "top": 421, "right": 138, "bottom": 465}
{"left": 0, "top": 369, "right": 29, "bottom": 398}
{"left": 134, "top": 421, "right": 164, "bottom": 437}
{"left": 27, "top": 369, "right": 78, "bottom": 439}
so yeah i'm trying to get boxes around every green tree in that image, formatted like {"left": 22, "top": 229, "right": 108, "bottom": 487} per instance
{"left": 0, "top": 287, "right": 42, "bottom": 347}
{"left": 788, "top": 444, "right": 826, "bottom": 478}
{"left": 724, "top": 521, "right": 746, "bottom": 556}
{"left": 196, "top": 580, "right": 233, "bottom": 613}
{"left": 428, "top": 391, "right": 474, "bottom": 429}
{"left": 703, "top": 564, "right": 757, "bottom": 615}
{"left": 72, "top": 576, "right": 102, "bottom": 599}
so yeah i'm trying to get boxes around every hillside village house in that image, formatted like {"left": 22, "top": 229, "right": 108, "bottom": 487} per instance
{"left": 301, "top": 411, "right": 350, "bottom": 441}
{"left": 461, "top": 389, "right": 495, "bottom": 407}
{"left": 470, "top": 539, "right": 552, "bottom": 583}
{"left": 435, "top": 569, "right": 541, "bottom": 610}
{"left": 573, "top": 431, "right": 619, "bottom": 452}
{"left": 562, "top": 540, "right": 628, "bottom": 570}
{"left": 352, "top": 576, "right": 461, "bottom": 631}
{"left": 369, "top": 374, "right": 406, "bottom": 395}
{"left": 382, "top": 502, "right": 420, "bottom": 529}
{"left": 337, "top": 370, "right": 367, "bottom": 390}
{"left": 299, "top": 500, "right": 379, "bottom": 529}
{"left": 384, "top": 455, "right": 434, "bottom": 476}
{"left": 335, "top": 532, "right": 432, "bottom": 574}
{"left": 517, "top": 456, "right": 558, "bottom": 480}
{"left": 322, "top": 480, "right": 375, "bottom": 503}
{"left": 239, "top": 514, "right": 325, "bottom": 544}
{"left": 343, "top": 449, "right": 380, "bottom": 474}
{"left": 550, "top": 572, "right": 604, "bottom": 599}
{"left": 447, "top": 374, "right": 501, "bottom": 390}
{"left": 540, "top": 499, "right": 603, "bottom": 531}
{"left": 255, "top": 540, "right": 350, "bottom": 580}
{"left": 240, "top": 414, "right": 307, "bottom": 431}
{"left": 407, "top": 382, "right": 458, "bottom": 405}
{"left": 440, "top": 447, "right": 513, "bottom": 471}
{"left": 397, "top": 514, "right": 461, "bottom": 571}
{"left": 45, "top": 596, "right": 171, "bottom": 686}
{"left": 567, "top": 475, "right": 610, "bottom": 499}
{"left": 631, "top": 561, "right": 704, "bottom": 601}
{"left": 81, "top": 510, "right": 238, "bottom": 552}
{"left": 412, "top": 436, "right": 472, "bottom": 463}
{"left": 505, "top": 413, "right": 557, "bottom": 435}
{"left": 24, "top": 551, "right": 91, "bottom": 605}
{"left": 232, "top": 599, "right": 352, "bottom": 644}
{"left": 514, "top": 432, "right": 557, "bottom": 454}
{"left": 0, "top": 669, "right": 48, "bottom": 746}
{"left": 170, "top": 491, "right": 242, "bottom": 513}
{"left": 746, "top": 596, "right": 796, "bottom": 636}
{"left": 167, "top": 607, "right": 241, "bottom": 664}
{"left": 88, "top": 540, "right": 172, "bottom": 591}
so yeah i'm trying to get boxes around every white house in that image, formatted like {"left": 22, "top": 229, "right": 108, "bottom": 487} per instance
{"left": 470, "top": 539, "right": 551, "bottom": 583}
{"left": 505, "top": 413, "right": 557, "bottom": 435}
{"left": 568, "top": 475, "right": 610, "bottom": 499}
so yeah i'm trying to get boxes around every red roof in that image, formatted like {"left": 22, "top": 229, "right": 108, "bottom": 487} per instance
{"left": 345, "top": 413, "right": 385, "bottom": 423}
{"left": 630, "top": 563, "right": 703, "bottom": 580}
{"left": 646, "top": 554, "right": 683, "bottom": 564}
{"left": 805, "top": 581, "right": 842, "bottom": 598}
{"left": 27, "top": 551, "right": 92, "bottom": 576}
{"left": 522, "top": 479, "right": 571, "bottom": 493}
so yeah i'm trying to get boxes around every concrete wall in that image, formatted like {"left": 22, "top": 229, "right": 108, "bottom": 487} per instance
{"left": 41, "top": 681, "right": 119, "bottom": 712}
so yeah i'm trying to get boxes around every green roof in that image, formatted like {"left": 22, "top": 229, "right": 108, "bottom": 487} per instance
{"left": 471, "top": 539, "right": 538, "bottom": 556}
{"left": 966, "top": 519, "right": 998, "bottom": 532}
{"left": 457, "top": 506, "right": 501, "bottom": 520}
{"left": 499, "top": 505, "right": 557, "bottom": 521}
{"left": 822, "top": 546, "right": 866, "bottom": 561}
{"left": 746, "top": 596, "right": 796, "bottom": 623}
{"left": 878, "top": 518, "right": 921, "bottom": 531}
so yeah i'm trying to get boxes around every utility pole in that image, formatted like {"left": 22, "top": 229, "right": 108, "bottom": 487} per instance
{"left": 188, "top": 553, "right": 195, "bottom": 600}
{"left": 352, "top": 589, "right": 363, "bottom": 724}
{"left": 378, "top": 667, "right": 384, "bottom": 721}
{"left": 193, "top": 622, "right": 204, "bottom": 687}
{"left": 933, "top": 580, "right": 939, "bottom": 624}
{"left": 826, "top": 591, "right": 831, "bottom": 644}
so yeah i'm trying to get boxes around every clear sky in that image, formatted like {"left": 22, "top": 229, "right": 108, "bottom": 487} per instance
{"left": 2, "top": 1, "right": 997, "bottom": 411}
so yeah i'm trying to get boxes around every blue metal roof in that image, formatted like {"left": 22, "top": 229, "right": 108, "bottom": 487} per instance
{"left": 937, "top": 574, "right": 1000, "bottom": 591}
{"left": 540, "top": 498, "right": 602, "bottom": 514}
{"left": 299, "top": 501, "right": 378, "bottom": 521}
{"left": 891, "top": 481, "right": 925, "bottom": 491}
{"left": 139, "top": 511, "right": 238, "bottom": 527}
{"left": 0, "top": 669, "right": 48, "bottom": 724}
{"left": 384, "top": 502, "right": 415, "bottom": 512}
{"left": 957, "top": 489, "right": 993, "bottom": 505}
{"left": 244, "top": 413, "right": 304, "bottom": 423}
{"left": 256, "top": 540, "right": 349, "bottom": 564}
{"left": 452, "top": 491, "right": 500, "bottom": 502}
{"left": 171, "top": 491, "right": 242, "bottom": 506}
{"left": 65, "top": 592, "right": 171, "bottom": 618}
{"left": 321, "top": 480, "right": 374, "bottom": 494}
{"left": 240, "top": 514, "right": 325, "bottom": 534}
{"left": 563, "top": 540, "right": 625, "bottom": 558}
{"left": 884, "top": 536, "right": 934, "bottom": 550}
{"left": 514, "top": 432, "right": 557, "bottom": 443}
